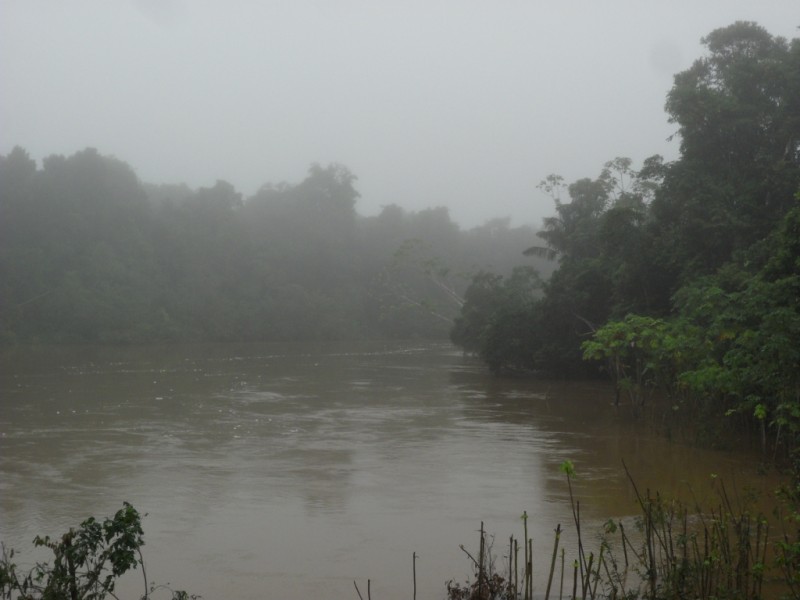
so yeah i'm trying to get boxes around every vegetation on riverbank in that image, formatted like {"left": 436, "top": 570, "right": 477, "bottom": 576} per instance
{"left": 0, "top": 151, "right": 545, "bottom": 346}
{"left": 5, "top": 461, "right": 799, "bottom": 600}
{"left": 2, "top": 22, "right": 795, "bottom": 456}
{"left": 0, "top": 503, "right": 195, "bottom": 600}
{"left": 440, "top": 460, "right": 800, "bottom": 600}
{"left": 450, "top": 22, "right": 800, "bottom": 458}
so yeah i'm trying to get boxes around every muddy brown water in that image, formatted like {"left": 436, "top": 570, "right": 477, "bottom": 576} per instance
{"left": 0, "top": 341, "right": 780, "bottom": 599}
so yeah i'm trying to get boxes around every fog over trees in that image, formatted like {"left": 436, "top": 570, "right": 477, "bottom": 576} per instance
{"left": 1, "top": 20, "right": 798, "bottom": 407}
{"left": 451, "top": 21, "right": 799, "bottom": 374}
{"left": 448, "top": 22, "right": 800, "bottom": 456}
{"left": 0, "top": 147, "right": 547, "bottom": 344}
{"left": 3, "top": 10, "right": 800, "bottom": 600}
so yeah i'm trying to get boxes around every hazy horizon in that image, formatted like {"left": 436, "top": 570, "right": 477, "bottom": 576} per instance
{"left": 2, "top": 1, "right": 798, "bottom": 228}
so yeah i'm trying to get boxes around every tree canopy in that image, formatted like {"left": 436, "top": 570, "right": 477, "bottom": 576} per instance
{"left": 0, "top": 149, "right": 542, "bottom": 345}
{"left": 449, "top": 22, "right": 800, "bottom": 453}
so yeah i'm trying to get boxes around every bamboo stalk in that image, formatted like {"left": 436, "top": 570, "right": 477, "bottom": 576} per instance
{"left": 600, "top": 542, "right": 616, "bottom": 592}
{"left": 515, "top": 538, "right": 519, "bottom": 598}
{"left": 523, "top": 511, "right": 529, "bottom": 600}
{"left": 582, "top": 552, "right": 594, "bottom": 600}
{"left": 545, "top": 524, "right": 562, "bottom": 600}
{"left": 478, "top": 521, "right": 485, "bottom": 599}
{"left": 591, "top": 545, "right": 605, "bottom": 600}
{"left": 412, "top": 551, "right": 417, "bottom": 600}
{"left": 576, "top": 500, "right": 587, "bottom": 584}
{"left": 571, "top": 560, "right": 578, "bottom": 600}
{"left": 619, "top": 521, "right": 629, "bottom": 569}
{"left": 509, "top": 535, "right": 513, "bottom": 591}
{"left": 528, "top": 537, "right": 533, "bottom": 600}
{"left": 757, "top": 521, "right": 768, "bottom": 598}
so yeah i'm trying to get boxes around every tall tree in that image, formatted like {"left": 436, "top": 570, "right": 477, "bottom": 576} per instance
{"left": 653, "top": 21, "right": 800, "bottom": 284}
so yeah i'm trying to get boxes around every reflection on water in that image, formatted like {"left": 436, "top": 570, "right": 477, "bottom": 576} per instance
{"left": 0, "top": 342, "right": 777, "bottom": 599}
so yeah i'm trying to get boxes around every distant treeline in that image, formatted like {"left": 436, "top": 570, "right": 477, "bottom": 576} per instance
{"left": 0, "top": 147, "right": 549, "bottom": 345}
{"left": 449, "top": 22, "right": 800, "bottom": 455}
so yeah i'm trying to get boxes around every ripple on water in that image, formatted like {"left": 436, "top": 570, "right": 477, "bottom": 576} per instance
{"left": 0, "top": 341, "right": 780, "bottom": 600}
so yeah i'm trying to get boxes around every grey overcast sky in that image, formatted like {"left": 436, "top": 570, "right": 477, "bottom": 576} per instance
{"left": 1, "top": 1, "right": 798, "bottom": 228}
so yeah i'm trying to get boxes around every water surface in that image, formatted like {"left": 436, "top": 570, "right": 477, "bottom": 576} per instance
{"left": 0, "top": 342, "right": 776, "bottom": 599}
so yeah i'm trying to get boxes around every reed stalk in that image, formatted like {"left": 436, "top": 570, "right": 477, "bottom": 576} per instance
{"left": 515, "top": 537, "right": 519, "bottom": 597}
{"left": 528, "top": 537, "right": 533, "bottom": 600}
{"left": 571, "top": 560, "right": 578, "bottom": 600}
{"left": 582, "top": 551, "right": 594, "bottom": 600}
{"left": 478, "top": 521, "right": 485, "bottom": 599}
{"left": 441, "top": 463, "right": 777, "bottom": 600}
{"left": 412, "top": 551, "right": 417, "bottom": 600}
{"left": 523, "top": 510, "right": 529, "bottom": 600}
{"left": 545, "top": 524, "right": 561, "bottom": 600}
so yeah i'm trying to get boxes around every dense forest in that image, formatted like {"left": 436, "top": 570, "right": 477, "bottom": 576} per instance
{"left": 2, "top": 22, "right": 798, "bottom": 456}
{"left": 451, "top": 22, "right": 800, "bottom": 453}
{"left": 0, "top": 145, "right": 548, "bottom": 345}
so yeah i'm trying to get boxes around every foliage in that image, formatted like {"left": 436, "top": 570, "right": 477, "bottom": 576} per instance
{"left": 653, "top": 21, "right": 800, "bottom": 284}
{"left": 446, "top": 523, "right": 517, "bottom": 600}
{"left": 580, "top": 202, "right": 800, "bottom": 453}
{"left": 444, "top": 463, "right": 795, "bottom": 600}
{"left": 0, "top": 503, "right": 193, "bottom": 600}
{"left": 675, "top": 210, "right": 800, "bottom": 453}
{"left": 455, "top": 155, "right": 661, "bottom": 377}
{"left": 582, "top": 314, "right": 707, "bottom": 407}
{"left": 0, "top": 149, "right": 540, "bottom": 345}
{"left": 450, "top": 267, "right": 542, "bottom": 373}
{"left": 607, "top": 472, "right": 770, "bottom": 600}
{"left": 450, "top": 22, "right": 800, "bottom": 454}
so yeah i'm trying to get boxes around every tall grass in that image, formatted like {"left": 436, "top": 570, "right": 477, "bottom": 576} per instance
{"left": 443, "top": 462, "right": 788, "bottom": 600}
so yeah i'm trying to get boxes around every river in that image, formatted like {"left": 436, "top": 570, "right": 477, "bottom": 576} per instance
{"left": 0, "top": 341, "right": 779, "bottom": 599}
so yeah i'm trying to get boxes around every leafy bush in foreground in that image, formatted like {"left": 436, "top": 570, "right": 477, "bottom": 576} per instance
{"left": 0, "top": 503, "right": 194, "bottom": 600}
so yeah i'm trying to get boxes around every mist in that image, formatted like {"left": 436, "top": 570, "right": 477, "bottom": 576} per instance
{"left": 3, "top": 7, "right": 800, "bottom": 598}
{"left": 2, "top": 1, "right": 797, "bottom": 228}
